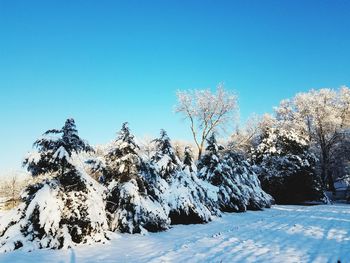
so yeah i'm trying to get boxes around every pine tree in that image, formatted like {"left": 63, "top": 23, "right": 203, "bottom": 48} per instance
{"left": 222, "top": 150, "right": 273, "bottom": 211}
{"left": 182, "top": 146, "right": 194, "bottom": 172}
{"left": 23, "top": 118, "right": 93, "bottom": 177}
{"left": 198, "top": 133, "right": 272, "bottom": 212}
{"left": 251, "top": 127, "right": 326, "bottom": 204}
{"left": 103, "top": 122, "right": 141, "bottom": 183}
{"left": 151, "top": 129, "right": 180, "bottom": 181}
{"left": 104, "top": 123, "right": 169, "bottom": 233}
{"left": 0, "top": 119, "right": 108, "bottom": 252}
{"left": 150, "top": 131, "right": 219, "bottom": 224}
{"left": 197, "top": 133, "right": 223, "bottom": 186}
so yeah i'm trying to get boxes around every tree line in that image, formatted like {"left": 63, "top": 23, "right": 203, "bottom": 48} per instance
{"left": 0, "top": 84, "right": 349, "bottom": 252}
{"left": 177, "top": 85, "right": 350, "bottom": 196}
{"left": 0, "top": 118, "right": 272, "bottom": 252}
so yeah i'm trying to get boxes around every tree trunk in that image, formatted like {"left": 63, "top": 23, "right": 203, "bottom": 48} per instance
{"left": 327, "top": 172, "right": 335, "bottom": 193}
{"left": 320, "top": 147, "right": 335, "bottom": 192}
{"left": 61, "top": 161, "right": 65, "bottom": 177}
{"left": 197, "top": 147, "right": 202, "bottom": 161}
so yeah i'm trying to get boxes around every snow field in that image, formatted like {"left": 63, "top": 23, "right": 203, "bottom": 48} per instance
{"left": 1, "top": 204, "right": 349, "bottom": 263}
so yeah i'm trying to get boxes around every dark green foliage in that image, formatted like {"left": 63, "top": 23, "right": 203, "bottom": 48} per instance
{"left": 104, "top": 124, "right": 170, "bottom": 234}
{"left": 197, "top": 133, "right": 223, "bottom": 186}
{"left": 182, "top": 146, "right": 193, "bottom": 171}
{"left": 199, "top": 133, "right": 273, "bottom": 212}
{"left": 151, "top": 129, "right": 180, "bottom": 181}
{"left": 252, "top": 127, "right": 325, "bottom": 204}
{"left": 23, "top": 118, "right": 93, "bottom": 177}
{"left": 59, "top": 169, "right": 87, "bottom": 192}
{"left": 168, "top": 210, "right": 204, "bottom": 225}
{"left": 103, "top": 122, "right": 141, "bottom": 183}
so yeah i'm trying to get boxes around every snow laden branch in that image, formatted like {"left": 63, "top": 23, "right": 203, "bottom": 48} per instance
{"left": 175, "top": 85, "right": 238, "bottom": 159}
{"left": 274, "top": 86, "right": 350, "bottom": 191}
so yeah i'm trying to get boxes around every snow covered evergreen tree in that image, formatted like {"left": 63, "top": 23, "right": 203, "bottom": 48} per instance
{"left": 222, "top": 150, "right": 273, "bottom": 210}
{"left": 103, "top": 123, "right": 169, "bottom": 234}
{"left": 197, "top": 134, "right": 223, "bottom": 186}
{"left": 251, "top": 127, "right": 325, "bottom": 204}
{"left": 183, "top": 146, "right": 194, "bottom": 171}
{"left": 274, "top": 87, "right": 350, "bottom": 191}
{"left": 150, "top": 130, "right": 219, "bottom": 224}
{"left": 23, "top": 118, "right": 93, "bottom": 177}
{"left": 151, "top": 130, "right": 180, "bottom": 181}
{"left": 198, "top": 133, "right": 272, "bottom": 212}
{"left": 0, "top": 119, "right": 108, "bottom": 252}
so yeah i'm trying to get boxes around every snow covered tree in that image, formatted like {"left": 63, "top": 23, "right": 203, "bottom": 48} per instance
{"left": 175, "top": 85, "right": 238, "bottom": 159}
{"left": 104, "top": 123, "right": 169, "bottom": 234}
{"left": 150, "top": 130, "right": 219, "bottom": 224}
{"left": 198, "top": 133, "right": 272, "bottom": 212}
{"left": 183, "top": 146, "right": 194, "bottom": 172}
{"left": 0, "top": 119, "right": 108, "bottom": 252}
{"left": 85, "top": 157, "right": 107, "bottom": 182}
{"left": 0, "top": 173, "right": 29, "bottom": 210}
{"left": 23, "top": 118, "right": 93, "bottom": 177}
{"left": 223, "top": 150, "right": 273, "bottom": 210}
{"left": 103, "top": 122, "right": 141, "bottom": 183}
{"left": 0, "top": 169, "right": 108, "bottom": 252}
{"left": 197, "top": 133, "right": 224, "bottom": 186}
{"left": 138, "top": 136, "right": 157, "bottom": 161}
{"left": 151, "top": 130, "right": 181, "bottom": 181}
{"left": 230, "top": 114, "right": 276, "bottom": 154}
{"left": 251, "top": 127, "right": 325, "bottom": 204}
{"left": 275, "top": 87, "right": 350, "bottom": 191}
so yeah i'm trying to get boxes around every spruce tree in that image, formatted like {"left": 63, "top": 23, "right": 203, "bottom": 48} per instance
{"left": 222, "top": 150, "right": 273, "bottom": 211}
{"left": 150, "top": 131, "right": 219, "bottom": 224}
{"left": 23, "top": 118, "right": 93, "bottom": 177}
{"left": 182, "top": 146, "right": 195, "bottom": 172}
{"left": 251, "top": 127, "right": 325, "bottom": 204}
{"left": 198, "top": 133, "right": 272, "bottom": 212}
{"left": 104, "top": 122, "right": 141, "bottom": 183}
{"left": 151, "top": 129, "right": 180, "bottom": 181}
{"left": 0, "top": 119, "right": 108, "bottom": 252}
{"left": 197, "top": 133, "right": 223, "bottom": 185}
{"left": 104, "top": 123, "right": 169, "bottom": 233}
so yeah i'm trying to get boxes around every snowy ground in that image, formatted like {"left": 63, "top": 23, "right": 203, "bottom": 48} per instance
{"left": 0, "top": 204, "right": 349, "bottom": 263}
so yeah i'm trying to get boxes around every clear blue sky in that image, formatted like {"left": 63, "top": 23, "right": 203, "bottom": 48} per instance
{"left": 0, "top": 0, "right": 349, "bottom": 173}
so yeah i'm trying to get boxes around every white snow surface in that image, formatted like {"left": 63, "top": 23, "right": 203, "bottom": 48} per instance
{"left": 107, "top": 178, "right": 170, "bottom": 233}
{"left": 1, "top": 204, "right": 349, "bottom": 263}
{"left": 0, "top": 168, "right": 109, "bottom": 252}
{"left": 52, "top": 146, "right": 70, "bottom": 161}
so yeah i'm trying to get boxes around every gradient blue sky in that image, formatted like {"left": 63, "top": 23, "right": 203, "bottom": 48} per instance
{"left": 0, "top": 0, "right": 349, "bottom": 174}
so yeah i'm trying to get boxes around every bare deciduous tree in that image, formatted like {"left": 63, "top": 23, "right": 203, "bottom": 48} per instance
{"left": 0, "top": 173, "right": 30, "bottom": 210}
{"left": 172, "top": 139, "right": 196, "bottom": 161}
{"left": 230, "top": 114, "right": 276, "bottom": 153}
{"left": 175, "top": 84, "right": 238, "bottom": 159}
{"left": 138, "top": 135, "right": 157, "bottom": 161}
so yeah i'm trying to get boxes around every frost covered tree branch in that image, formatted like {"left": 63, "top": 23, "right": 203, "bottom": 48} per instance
{"left": 175, "top": 84, "right": 238, "bottom": 159}
{"left": 274, "top": 86, "right": 350, "bottom": 191}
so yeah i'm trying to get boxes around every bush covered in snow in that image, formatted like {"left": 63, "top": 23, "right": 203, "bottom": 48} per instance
{"left": 251, "top": 127, "right": 326, "bottom": 204}
{"left": 198, "top": 134, "right": 273, "bottom": 212}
